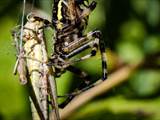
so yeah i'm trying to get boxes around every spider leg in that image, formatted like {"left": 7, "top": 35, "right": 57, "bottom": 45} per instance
{"left": 61, "top": 30, "right": 100, "bottom": 59}
{"left": 99, "top": 36, "right": 108, "bottom": 80}
{"left": 65, "top": 79, "right": 102, "bottom": 96}
{"left": 58, "top": 65, "right": 91, "bottom": 108}
{"left": 58, "top": 78, "right": 102, "bottom": 108}
{"left": 57, "top": 31, "right": 107, "bottom": 108}
{"left": 49, "top": 31, "right": 100, "bottom": 70}
{"left": 79, "top": 1, "right": 97, "bottom": 19}
{"left": 59, "top": 55, "right": 107, "bottom": 101}
{"left": 61, "top": 30, "right": 107, "bottom": 80}
{"left": 67, "top": 66, "right": 91, "bottom": 86}
{"left": 69, "top": 42, "right": 98, "bottom": 63}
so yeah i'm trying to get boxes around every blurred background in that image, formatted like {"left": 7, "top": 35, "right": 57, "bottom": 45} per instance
{"left": 0, "top": 0, "right": 160, "bottom": 120}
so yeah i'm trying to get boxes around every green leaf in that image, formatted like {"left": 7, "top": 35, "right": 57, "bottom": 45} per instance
{"left": 130, "top": 70, "right": 160, "bottom": 97}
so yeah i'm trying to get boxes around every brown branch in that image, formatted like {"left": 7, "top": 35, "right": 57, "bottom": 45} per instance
{"left": 59, "top": 62, "right": 141, "bottom": 119}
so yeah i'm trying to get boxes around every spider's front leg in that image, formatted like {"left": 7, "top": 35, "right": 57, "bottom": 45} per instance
{"left": 61, "top": 30, "right": 108, "bottom": 80}
{"left": 57, "top": 30, "right": 108, "bottom": 108}
{"left": 52, "top": 30, "right": 108, "bottom": 100}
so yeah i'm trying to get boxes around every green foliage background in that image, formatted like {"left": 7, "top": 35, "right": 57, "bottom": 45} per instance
{"left": 0, "top": 0, "right": 159, "bottom": 120}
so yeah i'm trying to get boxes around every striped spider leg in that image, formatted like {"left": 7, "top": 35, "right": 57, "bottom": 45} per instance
{"left": 51, "top": 0, "right": 107, "bottom": 107}
{"left": 57, "top": 30, "right": 108, "bottom": 108}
